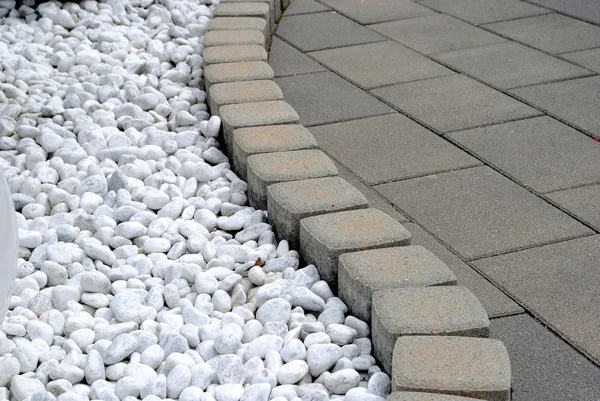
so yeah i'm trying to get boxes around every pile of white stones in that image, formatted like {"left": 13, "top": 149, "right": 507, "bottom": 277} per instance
{"left": 0, "top": 1, "right": 391, "bottom": 401}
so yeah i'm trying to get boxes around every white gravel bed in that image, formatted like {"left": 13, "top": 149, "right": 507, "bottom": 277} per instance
{"left": 0, "top": 1, "right": 391, "bottom": 401}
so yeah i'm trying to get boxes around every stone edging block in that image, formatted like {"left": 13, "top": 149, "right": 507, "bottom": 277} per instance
{"left": 204, "top": 29, "right": 266, "bottom": 48}
{"left": 387, "top": 392, "right": 487, "bottom": 401}
{"left": 202, "top": 45, "right": 268, "bottom": 67}
{"left": 209, "top": 80, "right": 283, "bottom": 117}
{"left": 207, "top": 17, "right": 269, "bottom": 44}
{"left": 213, "top": 2, "right": 271, "bottom": 34}
{"left": 204, "top": 61, "right": 274, "bottom": 93}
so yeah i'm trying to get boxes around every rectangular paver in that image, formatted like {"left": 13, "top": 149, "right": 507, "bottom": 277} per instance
{"left": 449, "top": 116, "right": 600, "bottom": 193}
{"left": 392, "top": 336, "right": 511, "bottom": 400}
{"left": 511, "top": 76, "right": 600, "bottom": 137}
{"left": 275, "top": 12, "right": 386, "bottom": 52}
{"left": 420, "top": 0, "right": 550, "bottom": 25}
{"left": 209, "top": 80, "right": 283, "bottom": 117}
{"left": 203, "top": 30, "right": 265, "bottom": 47}
{"left": 309, "top": 113, "right": 482, "bottom": 184}
{"left": 388, "top": 393, "right": 486, "bottom": 401}
{"left": 491, "top": 314, "right": 600, "bottom": 401}
{"left": 375, "top": 166, "right": 593, "bottom": 260}
{"left": 275, "top": 71, "right": 393, "bottom": 126}
{"left": 475, "top": 235, "right": 600, "bottom": 364}
{"left": 562, "top": 48, "right": 600, "bottom": 73}
{"left": 204, "top": 61, "right": 274, "bottom": 92}
{"left": 283, "top": 0, "right": 330, "bottom": 16}
{"left": 372, "top": 75, "right": 540, "bottom": 133}
{"left": 202, "top": 45, "right": 268, "bottom": 65}
{"left": 373, "top": 286, "right": 489, "bottom": 373}
{"left": 309, "top": 41, "right": 454, "bottom": 89}
{"left": 338, "top": 246, "right": 457, "bottom": 324}
{"left": 484, "top": 13, "right": 600, "bottom": 55}
{"left": 527, "top": 0, "right": 600, "bottom": 25}
{"left": 434, "top": 42, "right": 590, "bottom": 89}
{"left": 214, "top": 2, "right": 272, "bottom": 33}
{"left": 370, "top": 14, "right": 506, "bottom": 55}
{"left": 269, "top": 37, "right": 327, "bottom": 77}
{"left": 318, "top": 0, "right": 435, "bottom": 24}
{"left": 547, "top": 184, "right": 600, "bottom": 231}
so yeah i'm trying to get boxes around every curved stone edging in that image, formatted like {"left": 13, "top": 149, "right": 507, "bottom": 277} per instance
{"left": 202, "top": 2, "right": 512, "bottom": 400}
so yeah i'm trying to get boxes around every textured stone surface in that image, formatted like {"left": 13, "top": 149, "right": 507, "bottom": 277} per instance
{"left": 388, "top": 392, "right": 486, "bottom": 401}
{"left": 269, "top": 37, "right": 327, "bottom": 77}
{"left": 209, "top": 80, "right": 283, "bottom": 116}
{"left": 373, "top": 287, "right": 490, "bottom": 373}
{"left": 219, "top": 0, "right": 279, "bottom": 31}
{"left": 375, "top": 166, "right": 592, "bottom": 260}
{"left": 202, "top": 45, "right": 268, "bottom": 65}
{"left": 247, "top": 149, "right": 337, "bottom": 209}
{"left": 320, "top": 0, "right": 434, "bottom": 24}
{"left": 338, "top": 246, "right": 457, "bottom": 324}
{"left": 370, "top": 14, "right": 506, "bottom": 55}
{"left": 208, "top": 16, "right": 267, "bottom": 33}
{"left": 527, "top": 0, "right": 600, "bottom": 25}
{"left": 232, "top": 124, "right": 317, "bottom": 180}
{"left": 300, "top": 208, "right": 411, "bottom": 287}
{"left": 434, "top": 42, "right": 590, "bottom": 89}
{"left": 309, "top": 41, "right": 453, "bottom": 89}
{"left": 372, "top": 75, "right": 540, "bottom": 133}
{"left": 547, "top": 184, "right": 600, "bottom": 231}
{"left": 213, "top": 2, "right": 271, "bottom": 33}
{"left": 284, "top": 0, "right": 330, "bottom": 16}
{"left": 203, "top": 29, "right": 265, "bottom": 47}
{"left": 392, "top": 336, "right": 511, "bottom": 400}
{"left": 421, "top": 0, "right": 549, "bottom": 25}
{"left": 267, "top": 177, "right": 368, "bottom": 249}
{"left": 562, "top": 47, "right": 600, "bottom": 73}
{"left": 204, "top": 61, "right": 274, "bottom": 92}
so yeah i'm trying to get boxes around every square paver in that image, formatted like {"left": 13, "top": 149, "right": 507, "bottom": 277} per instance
{"left": 449, "top": 116, "right": 600, "bottom": 193}
{"left": 283, "top": 0, "right": 330, "bottom": 15}
{"left": 372, "top": 74, "right": 540, "bottom": 133}
{"left": 527, "top": 0, "right": 600, "bottom": 25}
{"left": 275, "top": 71, "right": 394, "bottom": 126}
{"left": 511, "top": 76, "right": 600, "bottom": 137}
{"left": 375, "top": 166, "right": 593, "bottom": 260}
{"left": 269, "top": 37, "right": 326, "bottom": 77}
{"left": 547, "top": 184, "right": 600, "bottom": 231}
{"left": 491, "top": 314, "right": 600, "bottom": 401}
{"left": 370, "top": 14, "right": 506, "bottom": 55}
{"left": 309, "top": 113, "right": 481, "bottom": 184}
{"left": 562, "top": 47, "right": 600, "bottom": 73}
{"left": 484, "top": 14, "right": 600, "bottom": 55}
{"left": 275, "top": 12, "right": 386, "bottom": 52}
{"left": 319, "top": 0, "right": 435, "bottom": 24}
{"left": 474, "top": 235, "right": 600, "bottom": 364}
{"left": 420, "top": 0, "right": 550, "bottom": 25}
{"left": 309, "top": 41, "right": 454, "bottom": 89}
{"left": 403, "top": 222, "right": 524, "bottom": 319}
{"left": 434, "top": 42, "right": 590, "bottom": 89}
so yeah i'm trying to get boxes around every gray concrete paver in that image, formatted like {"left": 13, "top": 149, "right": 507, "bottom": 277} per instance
{"left": 372, "top": 74, "right": 541, "bottom": 133}
{"left": 309, "top": 113, "right": 481, "bottom": 184}
{"left": 375, "top": 166, "right": 593, "bottom": 260}
{"left": 449, "top": 116, "right": 600, "bottom": 194}
{"left": 562, "top": 47, "right": 600, "bottom": 73}
{"left": 269, "top": 37, "right": 327, "bottom": 77}
{"left": 484, "top": 13, "right": 600, "bottom": 55}
{"left": 283, "top": 0, "right": 329, "bottom": 15}
{"left": 547, "top": 184, "right": 600, "bottom": 231}
{"left": 475, "top": 235, "right": 600, "bottom": 364}
{"left": 434, "top": 41, "right": 591, "bottom": 89}
{"left": 420, "top": 0, "right": 551, "bottom": 25}
{"left": 318, "top": 0, "right": 435, "bottom": 24}
{"left": 369, "top": 14, "right": 506, "bottom": 55}
{"left": 275, "top": 71, "right": 394, "bottom": 126}
{"left": 527, "top": 0, "right": 600, "bottom": 25}
{"left": 309, "top": 41, "right": 454, "bottom": 89}
{"left": 491, "top": 314, "right": 600, "bottom": 401}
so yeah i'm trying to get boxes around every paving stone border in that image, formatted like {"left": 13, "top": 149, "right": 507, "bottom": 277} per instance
{"left": 203, "top": 1, "right": 512, "bottom": 400}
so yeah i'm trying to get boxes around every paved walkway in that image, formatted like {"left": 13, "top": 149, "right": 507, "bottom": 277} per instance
{"left": 269, "top": 0, "right": 600, "bottom": 399}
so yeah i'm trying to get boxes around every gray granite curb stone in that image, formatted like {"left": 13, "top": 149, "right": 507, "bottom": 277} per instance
{"left": 205, "top": 0, "right": 512, "bottom": 398}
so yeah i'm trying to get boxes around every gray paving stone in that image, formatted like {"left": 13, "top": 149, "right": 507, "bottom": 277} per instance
{"left": 369, "top": 14, "right": 506, "bottom": 55}
{"left": 247, "top": 149, "right": 338, "bottom": 209}
{"left": 203, "top": 29, "right": 265, "bottom": 47}
{"left": 338, "top": 246, "right": 457, "bottom": 323}
{"left": 217, "top": 0, "right": 276, "bottom": 32}
{"left": 269, "top": 37, "right": 327, "bottom": 77}
{"left": 373, "top": 286, "right": 489, "bottom": 373}
{"left": 484, "top": 13, "right": 600, "bottom": 55}
{"left": 208, "top": 16, "right": 268, "bottom": 33}
{"left": 375, "top": 166, "right": 593, "bottom": 260}
{"left": 527, "top": 0, "right": 600, "bottom": 25}
{"left": 300, "top": 208, "right": 411, "bottom": 287}
{"left": 420, "top": 0, "right": 550, "bottom": 25}
{"left": 275, "top": 71, "right": 394, "bottom": 126}
{"left": 318, "top": 0, "right": 435, "bottom": 24}
{"left": 491, "top": 314, "right": 600, "bottom": 401}
{"left": 372, "top": 75, "right": 540, "bottom": 133}
{"left": 232, "top": 124, "right": 317, "bottom": 180}
{"left": 402, "top": 223, "right": 523, "bottom": 321}
{"left": 511, "top": 76, "right": 600, "bottom": 137}
{"left": 388, "top": 393, "right": 486, "bottom": 401}
{"left": 204, "top": 60, "right": 274, "bottom": 92}
{"left": 309, "top": 41, "right": 454, "bottom": 89}
{"left": 309, "top": 113, "right": 482, "bottom": 185}
{"left": 284, "top": 0, "right": 330, "bottom": 16}
{"left": 275, "top": 12, "right": 386, "bottom": 52}
{"left": 209, "top": 80, "right": 283, "bottom": 117}
{"left": 562, "top": 48, "right": 600, "bottom": 73}
{"left": 202, "top": 45, "right": 268, "bottom": 66}
{"left": 474, "top": 235, "right": 600, "bottom": 365}
{"left": 392, "top": 336, "right": 511, "bottom": 400}
{"left": 547, "top": 184, "right": 600, "bottom": 231}
{"left": 434, "top": 42, "right": 590, "bottom": 89}
{"left": 267, "top": 177, "right": 368, "bottom": 249}
{"left": 449, "top": 116, "right": 600, "bottom": 193}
